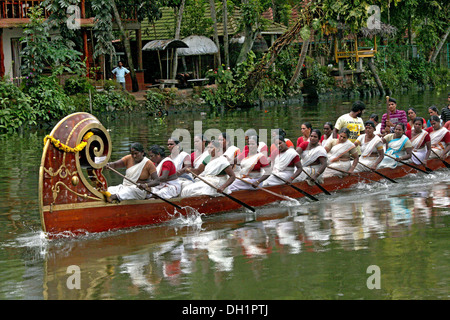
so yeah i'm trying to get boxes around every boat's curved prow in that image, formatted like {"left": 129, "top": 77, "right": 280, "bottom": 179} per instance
{"left": 39, "top": 112, "right": 112, "bottom": 234}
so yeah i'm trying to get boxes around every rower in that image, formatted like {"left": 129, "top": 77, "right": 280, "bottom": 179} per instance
{"left": 295, "top": 129, "right": 327, "bottom": 184}
{"left": 378, "top": 123, "right": 412, "bottom": 168}
{"left": 148, "top": 145, "right": 181, "bottom": 199}
{"left": 405, "top": 117, "right": 431, "bottom": 165}
{"left": 180, "top": 140, "right": 236, "bottom": 197}
{"left": 354, "top": 120, "right": 384, "bottom": 172}
{"left": 167, "top": 137, "right": 193, "bottom": 185}
{"left": 255, "top": 135, "right": 303, "bottom": 187}
{"left": 242, "top": 128, "right": 268, "bottom": 158}
{"left": 426, "top": 115, "right": 450, "bottom": 159}
{"left": 228, "top": 135, "right": 270, "bottom": 192}
{"left": 219, "top": 132, "right": 240, "bottom": 167}
{"left": 106, "top": 142, "right": 159, "bottom": 202}
{"left": 296, "top": 122, "right": 312, "bottom": 146}
{"left": 189, "top": 134, "right": 210, "bottom": 169}
{"left": 269, "top": 128, "right": 294, "bottom": 162}
{"left": 320, "top": 122, "right": 334, "bottom": 147}
{"left": 323, "top": 128, "right": 359, "bottom": 177}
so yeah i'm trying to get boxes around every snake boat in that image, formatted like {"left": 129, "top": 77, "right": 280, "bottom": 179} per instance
{"left": 39, "top": 112, "right": 450, "bottom": 237}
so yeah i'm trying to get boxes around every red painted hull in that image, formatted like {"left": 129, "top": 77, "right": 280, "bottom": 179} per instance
{"left": 41, "top": 156, "right": 450, "bottom": 237}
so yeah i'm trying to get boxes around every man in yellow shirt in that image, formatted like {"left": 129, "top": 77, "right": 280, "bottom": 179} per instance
{"left": 333, "top": 100, "right": 366, "bottom": 143}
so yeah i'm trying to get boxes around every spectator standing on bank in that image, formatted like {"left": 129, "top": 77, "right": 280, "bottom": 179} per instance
{"left": 111, "top": 61, "right": 130, "bottom": 91}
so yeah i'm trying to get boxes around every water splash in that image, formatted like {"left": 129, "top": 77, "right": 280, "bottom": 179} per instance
{"left": 169, "top": 206, "right": 204, "bottom": 226}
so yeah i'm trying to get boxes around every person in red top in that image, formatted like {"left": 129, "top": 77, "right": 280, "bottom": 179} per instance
{"left": 296, "top": 122, "right": 312, "bottom": 147}
{"left": 406, "top": 108, "right": 426, "bottom": 131}
{"left": 148, "top": 145, "right": 181, "bottom": 199}
{"left": 405, "top": 117, "right": 431, "bottom": 165}
{"left": 426, "top": 115, "right": 450, "bottom": 159}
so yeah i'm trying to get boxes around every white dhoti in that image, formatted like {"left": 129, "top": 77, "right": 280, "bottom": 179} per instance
{"left": 180, "top": 155, "right": 231, "bottom": 197}
{"left": 107, "top": 156, "right": 150, "bottom": 201}
{"left": 323, "top": 160, "right": 352, "bottom": 178}
{"left": 324, "top": 140, "right": 355, "bottom": 177}
{"left": 181, "top": 175, "right": 229, "bottom": 197}
{"left": 293, "top": 145, "right": 327, "bottom": 184}
{"left": 262, "top": 170, "right": 294, "bottom": 187}
{"left": 355, "top": 157, "right": 379, "bottom": 172}
{"left": 228, "top": 177, "right": 260, "bottom": 192}
{"left": 411, "top": 147, "right": 428, "bottom": 165}
{"left": 107, "top": 184, "right": 148, "bottom": 201}
{"left": 293, "top": 165, "right": 324, "bottom": 184}
{"left": 151, "top": 179, "right": 181, "bottom": 199}
{"left": 429, "top": 127, "right": 448, "bottom": 159}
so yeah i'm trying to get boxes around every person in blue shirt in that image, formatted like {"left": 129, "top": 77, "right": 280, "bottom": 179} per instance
{"left": 111, "top": 61, "right": 130, "bottom": 90}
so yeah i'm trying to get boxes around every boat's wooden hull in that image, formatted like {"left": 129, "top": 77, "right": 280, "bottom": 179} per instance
{"left": 41, "top": 156, "right": 449, "bottom": 237}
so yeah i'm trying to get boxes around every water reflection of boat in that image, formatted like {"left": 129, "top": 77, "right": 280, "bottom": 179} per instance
{"left": 39, "top": 112, "right": 450, "bottom": 237}
{"left": 39, "top": 189, "right": 447, "bottom": 299}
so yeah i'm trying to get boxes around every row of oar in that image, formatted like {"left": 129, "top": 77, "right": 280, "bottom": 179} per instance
{"left": 105, "top": 152, "right": 449, "bottom": 213}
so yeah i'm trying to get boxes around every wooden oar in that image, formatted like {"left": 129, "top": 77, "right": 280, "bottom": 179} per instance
{"left": 235, "top": 176, "right": 293, "bottom": 201}
{"left": 411, "top": 152, "right": 433, "bottom": 172}
{"left": 430, "top": 149, "right": 450, "bottom": 168}
{"left": 187, "top": 169, "right": 256, "bottom": 212}
{"left": 385, "top": 154, "right": 430, "bottom": 174}
{"left": 107, "top": 165, "right": 184, "bottom": 210}
{"left": 301, "top": 169, "right": 331, "bottom": 195}
{"left": 272, "top": 174, "right": 319, "bottom": 201}
{"left": 356, "top": 161, "right": 397, "bottom": 183}
{"left": 327, "top": 166, "right": 383, "bottom": 184}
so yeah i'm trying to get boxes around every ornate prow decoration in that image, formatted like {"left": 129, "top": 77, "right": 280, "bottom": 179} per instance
{"left": 39, "top": 112, "right": 111, "bottom": 232}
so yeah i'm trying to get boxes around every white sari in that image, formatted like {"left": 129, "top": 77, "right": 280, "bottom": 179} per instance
{"left": 410, "top": 130, "right": 428, "bottom": 165}
{"left": 228, "top": 152, "right": 266, "bottom": 192}
{"left": 294, "top": 145, "right": 327, "bottom": 183}
{"left": 429, "top": 127, "right": 449, "bottom": 158}
{"left": 181, "top": 156, "right": 231, "bottom": 197}
{"left": 263, "top": 148, "right": 299, "bottom": 186}
{"left": 379, "top": 135, "right": 409, "bottom": 168}
{"left": 324, "top": 140, "right": 356, "bottom": 177}
{"left": 192, "top": 150, "right": 210, "bottom": 168}
{"left": 151, "top": 158, "right": 181, "bottom": 199}
{"left": 355, "top": 134, "right": 383, "bottom": 171}
{"left": 107, "top": 157, "right": 150, "bottom": 201}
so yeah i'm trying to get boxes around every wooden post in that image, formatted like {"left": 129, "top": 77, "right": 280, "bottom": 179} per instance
{"left": 0, "top": 29, "right": 4, "bottom": 77}
{"left": 136, "top": 29, "right": 143, "bottom": 70}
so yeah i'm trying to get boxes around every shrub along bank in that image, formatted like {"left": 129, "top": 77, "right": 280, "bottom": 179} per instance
{"left": 0, "top": 76, "right": 139, "bottom": 134}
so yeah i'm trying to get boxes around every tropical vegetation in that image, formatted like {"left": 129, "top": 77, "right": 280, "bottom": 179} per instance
{"left": 0, "top": 0, "right": 448, "bottom": 133}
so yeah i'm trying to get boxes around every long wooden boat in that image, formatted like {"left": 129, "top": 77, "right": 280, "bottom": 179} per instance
{"left": 39, "top": 112, "right": 450, "bottom": 238}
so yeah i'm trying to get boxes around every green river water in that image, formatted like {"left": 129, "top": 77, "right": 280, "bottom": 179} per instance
{"left": 0, "top": 88, "right": 448, "bottom": 301}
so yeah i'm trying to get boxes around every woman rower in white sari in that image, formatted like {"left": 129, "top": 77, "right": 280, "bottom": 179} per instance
{"left": 378, "top": 123, "right": 412, "bottom": 168}
{"left": 294, "top": 129, "right": 328, "bottom": 184}
{"left": 148, "top": 145, "right": 181, "bottom": 199}
{"left": 180, "top": 140, "right": 236, "bottom": 197}
{"left": 323, "top": 128, "right": 359, "bottom": 177}
{"left": 228, "top": 135, "right": 270, "bottom": 192}
{"left": 106, "top": 142, "right": 159, "bottom": 202}
{"left": 426, "top": 115, "right": 450, "bottom": 159}
{"left": 354, "top": 120, "right": 384, "bottom": 172}
{"left": 255, "top": 135, "right": 303, "bottom": 187}
{"left": 406, "top": 117, "right": 431, "bottom": 165}
{"left": 191, "top": 134, "right": 210, "bottom": 169}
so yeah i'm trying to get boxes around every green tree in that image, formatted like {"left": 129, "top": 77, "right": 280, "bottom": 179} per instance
{"left": 20, "top": 6, "right": 85, "bottom": 84}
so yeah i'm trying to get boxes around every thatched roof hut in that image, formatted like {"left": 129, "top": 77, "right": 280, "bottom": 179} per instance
{"left": 177, "top": 36, "right": 218, "bottom": 56}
